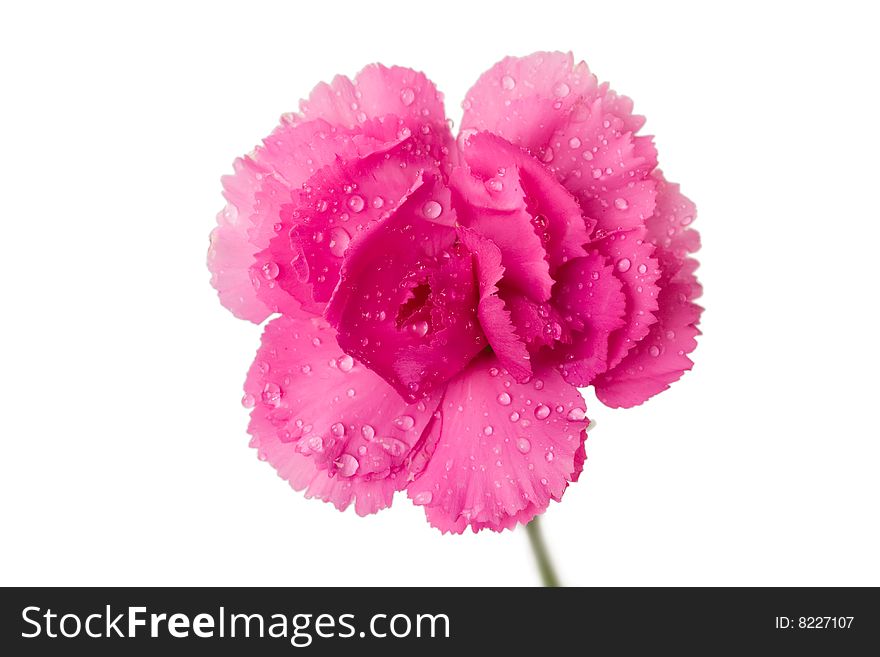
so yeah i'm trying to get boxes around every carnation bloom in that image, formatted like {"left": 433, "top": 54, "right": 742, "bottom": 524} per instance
{"left": 208, "top": 52, "right": 701, "bottom": 533}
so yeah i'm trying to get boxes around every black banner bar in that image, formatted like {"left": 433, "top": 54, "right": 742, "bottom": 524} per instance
{"left": 1, "top": 587, "right": 877, "bottom": 654}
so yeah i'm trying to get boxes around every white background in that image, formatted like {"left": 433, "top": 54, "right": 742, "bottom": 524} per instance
{"left": 2, "top": 0, "right": 878, "bottom": 586}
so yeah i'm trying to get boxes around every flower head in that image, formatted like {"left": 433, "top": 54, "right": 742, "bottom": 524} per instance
{"left": 208, "top": 52, "right": 701, "bottom": 533}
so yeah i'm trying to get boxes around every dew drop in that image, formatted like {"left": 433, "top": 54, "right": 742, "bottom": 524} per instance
{"left": 509, "top": 411, "right": 520, "bottom": 422}
{"left": 534, "top": 404, "right": 551, "bottom": 420}
{"left": 410, "top": 320, "right": 429, "bottom": 337}
{"left": 497, "top": 392, "right": 512, "bottom": 406}
{"left": 361, "top": 424, "right": 376, "bottom": 441}
{"left": 553, "top": 81, "right": 571, "bottom": 98}
{"left": 421, "top": 200, "right": 442, "bottom": 219}
{"left": 649, "top": 345, "right": 661, "bottom": 357}
{"left": 335, "top": 454, "right": 359, "bottom": 477}
{"left": 567, "top": 407, "right": 587, "bottom": 421}
{"left": 347, "top": 195, "right": 365, "bottom": 213}
{"left": 483, "top": 425, "right": 494, "bottom": 436}
{"left": 261, "top": 383, "right": 281, "bottom": 405}
{"left": 331, "top": 422, "right": 346, "bottom": 437}
{"left": 544, "top": 450, "right": 554, "bottom": 462}
{"left": 614, "top": 197, "right": 629, "bottom": 210}
{"left": 338, "top": 355, "right": 354, "bottom": 373}
{"left": 413, "top": 490, "right": 433, "bottom": 505}
{"left": 241, "top": 393, "right": 256, "bottom": 408}
{"left": 393, "top": 415, "right": 415, "bottom": 431}
{"left": 534, "top": 379, "right": 544, "bottom": 390}
{"left": 485, "top": 178, "right": 504, "bottom": 193}
{"left": 399, "top": 87, "right": 415, "bottom": 106}
{"left": 301, "top": 364, "right": 311, "bottom": 374}
{"left": 329, "top": 226, "right": 351, "bottom": 257}
{"left": 516, "top": 437, "right": 531, "bottom": 454}
{"left": 501, "top": 75, "right": 516, "bottom": 90}
{"left": 637, "top": 263, "right": 648, "bottom": 274}
{"left": 261, "top": 261, "right": 279, "bottom": 280}
{"left": 616, "top": 257, "right": 632, "bottom": 273}
{"left": 568, "top": 136, "right": 581, "bottom": 149}
{"left": 540, "top": 147, "right": 554, "bottom": 163}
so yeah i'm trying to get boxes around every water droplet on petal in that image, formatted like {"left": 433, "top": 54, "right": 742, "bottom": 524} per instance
{"left": 501, "top": 75, "right": 516, "bottom": 90}
{"left": 329, "top": 226, "right": 351, "bottom": 257}
{"left": 497, "top": 392, "right": 512, "bottom": 406}
{"left": 331, "top": 422, "right": 346, "bottom": 437}
{"left": 338, "top": 354, "right": 354, "bottom": 372}
{"left": 261, "top": 261, "right": 279, "bottom": 280}
{"left": 567, "top": 407, "right": 587, "bottom": 421}
{"left": 649, "top": 345, "right": 661, "bottom": 357}
{"left": 534, "top": 379, "right": 544, "bottom": 390}
{"left": 421, "top": 200, "right": 442, "bottom": 219}
{"left": 544, "top": 450, "right": 554, "bottom": 462}
{"left": 361, "top": 424, "right": 375, "bottom": 440}
{"left": 261, "top": 383, "right": 281, "bottom": 405}
{"left": 568, "top": 136, "right": 581, "bottom": 149}
{"left": 400, "top": 87, "right": 415, "bottom": 106}
{"left": 241, "top": 393, "right": 256, "bottom": 408}
{"left": 553, "top": 81, "right": 571, "bottom": 98}
{"left": 483, "top": 425, "right": 494, "bottom": 436}
{"left": 413, "top": 490, "right": 433, "bottom": 505}
{"left": 637, "top": 263, "right": 648, "bottom": 274}
{"left": 614, "top": 197, "right": 629, "bottom": 210}
{"left": 516, "top": 438, "right": 531, "bottom": 454}
{"left": 509, "top": 411, "right": 520, "bottom": 422}
{"left": 393, "top": 415, "right": 415, "bottom": 431}
{"left": 347, "top": 195, "right": 365, "bottom": 213}
{"left": 410, "top": 320, "right": 429, "bottom": 337}
{"left": 534, "top": 404, "right": 551, "bottom": 420}
{"left": 617, "top": 258, "right": 632, "bottom": 273}
{"left": 335, "top": 454, "right": 359, "bottom": 477}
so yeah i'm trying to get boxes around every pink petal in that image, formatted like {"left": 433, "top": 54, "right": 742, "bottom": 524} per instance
{"left": 645, "top": 171, "right": 702, "bottom": 288}
{"left": 258, "top": 134, "right": 431, "bottom": 313}
{"left": 451, "top": 163, "right": 553, "bottom": 302}
{"left": 461, "top": 52, "right": 597, "bottom": 153}
{"left": 547, "top": 98, "right": 658, "bottom": 234}
{"left": 325, "top": 174, "right": 484, "bottom": 402}
{"left": 208, "top": 118, "right": 394, "bottom": 322}
{"left": 551, "top": 252, "right": 627, "bottom": 386}
{"left": 406, "top": 353, "right": 588, "bottom": 533}
{"left": 505, "top": 293, "right": 573, "bottom": 348}
{"left": 594, "top": 280, "right": 701, "bottom": 408}
{"left": 595, "top": 175, "right": 702, "bottom": 407}
{"left": 458, "top": 227, "right": 532, "bottom": 382}
{"left": 297, "top": 65, "right": 452, "bottom": 159}
{"left": 456, "top": 132, "right": 589, "bottom": 276}
{"left": 592, "top": 229, "right": 661, "bottom": 369}
{"left": 244, "top": 315, "right": 442, "bottom": 515}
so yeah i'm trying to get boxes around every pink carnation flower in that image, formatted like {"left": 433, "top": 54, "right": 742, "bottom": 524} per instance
{"left": 208, "top": 52, "right": 701, "bottom": 533}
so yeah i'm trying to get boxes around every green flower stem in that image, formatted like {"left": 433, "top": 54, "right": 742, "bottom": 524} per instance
{"left": 525, "top": 515, "right": 560, "bottom": 587}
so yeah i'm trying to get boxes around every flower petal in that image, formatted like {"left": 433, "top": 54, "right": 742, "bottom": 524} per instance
{"left": 595, "top": 174, "right": 702, "bottom": 407}
{"left": 456, "top": 131, "right": 589, "bottom": 276}
{"left": 592, "top": 229, "right": 661, "bottom": 369}
{"left": 297, "top": 65, "right": 452, "bottom": 157}
{"left": 257, "top": 135, "right": 431, "bottom": 314}
{"left": 208, "top": 117, "right": 398, "bottom": 322}
{"left": 551, "top": 252, "right": 627, "bottom": 386}
{"left": 458, "top": 227, "right": 532, "bottom": 382}
{"left": 244, "top": 315, "right": 442, "bottom": 515}
{"left": 406, "top": 353, "right": 588, "bottom": 533}
{"left": 461, "top": 52, "right": 597, "bottom": 152}
{"left": 594, "top": 279, "right": 701, "bottom": 408}
{"left": 325, "top": 174, "right": 484, "bottom": 401}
